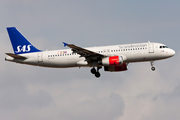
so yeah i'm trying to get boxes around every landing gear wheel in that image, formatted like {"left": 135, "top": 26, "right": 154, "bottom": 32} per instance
{"left": 151, "top": 67, "right": 155, "bottom": 71}
{"left": 95, "top": 72, "right": 101, "bottom": 78}
{"left": 91, "top": 68, "right": 96, "bottom": 74}
{"left": 90, "top": 66, "right": 102, "bottom": 78}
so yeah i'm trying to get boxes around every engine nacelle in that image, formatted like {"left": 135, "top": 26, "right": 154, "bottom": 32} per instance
{"left": 102, "top": 56, "right": 123, "bottom": 66}
{"left": 104, "top": 63, "right": 127, "bottom": 72}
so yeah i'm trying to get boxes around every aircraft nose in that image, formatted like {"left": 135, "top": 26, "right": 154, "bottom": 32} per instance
{"left": 169, "top": 49, "right": 175, "bottom": 56}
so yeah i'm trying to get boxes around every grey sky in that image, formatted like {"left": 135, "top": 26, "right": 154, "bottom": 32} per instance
{"left": 0, "top": 0, "right": 180, "bottom": 120}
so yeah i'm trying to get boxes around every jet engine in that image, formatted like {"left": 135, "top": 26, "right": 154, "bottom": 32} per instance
{"left": 102, "top": 56, "right": 123, "bottom": 66}
{"left": 104, "top": 63, "right": 127, "bottom": 72}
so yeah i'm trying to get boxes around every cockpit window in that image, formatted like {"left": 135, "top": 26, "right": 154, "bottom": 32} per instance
{"left": 160, "top": 46, "right": 168, "bottom": 49}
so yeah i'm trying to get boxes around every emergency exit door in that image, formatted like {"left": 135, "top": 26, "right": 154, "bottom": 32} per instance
{"left": 37, "top": 53, "right": 43, "bottom": 62}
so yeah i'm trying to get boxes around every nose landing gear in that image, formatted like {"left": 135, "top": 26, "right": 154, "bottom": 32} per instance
{"left": 151, "top": 67, "right": 155, "bottom": 71}
{"left": 150, "top": 61, "right": 155, "bottom": 71}
{"left": 91, "top": 67, "right": 102, "bottom": 78}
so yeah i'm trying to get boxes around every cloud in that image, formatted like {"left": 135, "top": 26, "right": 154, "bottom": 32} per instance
{"left": 0, "top": 88, "right": 52, "bottom": 111}
{"left": 0, "top": 1, "right": 179, "bottom": 120}
{"left": 57, "top": 93, "right": 124, "bottom": 120}
{"left": 138, "top": 84, "right": 180, "bottom": 120}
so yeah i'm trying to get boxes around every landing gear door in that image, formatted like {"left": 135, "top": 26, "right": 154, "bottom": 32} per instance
{"left": 37, "top": 53, "right": 43, "bottom": 62}
{"left": 148, "top": 43, "right": 154, "bottom": 53}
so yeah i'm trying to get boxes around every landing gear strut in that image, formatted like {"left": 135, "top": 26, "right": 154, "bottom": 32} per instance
{"left": 150, "top": 61, "right": 155, "bottom": 71}
{"left": 91, "top": 67, "right": 102, "bottom": 78}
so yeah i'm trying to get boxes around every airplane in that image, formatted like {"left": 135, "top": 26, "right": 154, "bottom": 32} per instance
{"left": 5, "top": 27, "right": 175, "bottom": 78}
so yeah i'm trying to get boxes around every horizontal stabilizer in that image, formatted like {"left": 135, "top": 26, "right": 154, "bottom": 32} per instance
{"left": 5, "top": 53, "right": 27, "bottom": 59}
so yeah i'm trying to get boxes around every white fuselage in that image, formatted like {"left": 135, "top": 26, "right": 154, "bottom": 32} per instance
{"left": 5, "top": 42, "right": 175, "bottom": 68}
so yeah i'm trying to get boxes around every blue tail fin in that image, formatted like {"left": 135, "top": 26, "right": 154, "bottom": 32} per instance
{"left": 7, "top": 27, "right": 41, "bottom": 54}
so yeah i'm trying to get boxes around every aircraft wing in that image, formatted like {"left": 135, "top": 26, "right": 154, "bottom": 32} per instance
{"left": 63, "top": 42, "right": 105, "bottom": 61}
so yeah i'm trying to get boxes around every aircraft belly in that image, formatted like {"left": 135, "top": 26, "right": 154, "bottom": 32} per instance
{"left": 43, "top": 56, "right": 82, "bottom": 67}
{"left": 125, "top": 53, "right": 156, "bottom": 62}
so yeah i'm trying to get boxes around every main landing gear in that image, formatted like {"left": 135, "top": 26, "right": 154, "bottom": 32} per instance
{"left": 91, "top": 67, "right": 102, "bottom": 78}
{"left": 150, "top": 61, "right": 155, "bottom": 71}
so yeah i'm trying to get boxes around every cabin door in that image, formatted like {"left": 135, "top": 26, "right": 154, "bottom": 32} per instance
{"left": 148, "top": 43, "right": 154, "bottom": 53}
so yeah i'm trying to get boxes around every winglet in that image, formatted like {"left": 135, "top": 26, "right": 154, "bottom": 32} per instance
{"left": 63, "top": 42, "right": 68, "bottom": 47}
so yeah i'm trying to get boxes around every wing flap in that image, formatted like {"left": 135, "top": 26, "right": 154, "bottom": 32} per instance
{"left": 5, "top": 53, "right": 27, "bottom": 59}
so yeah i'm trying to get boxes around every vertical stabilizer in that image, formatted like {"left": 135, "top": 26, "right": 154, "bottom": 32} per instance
{"left": 7, "top": 27, "right": 41, "bottom": 54}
